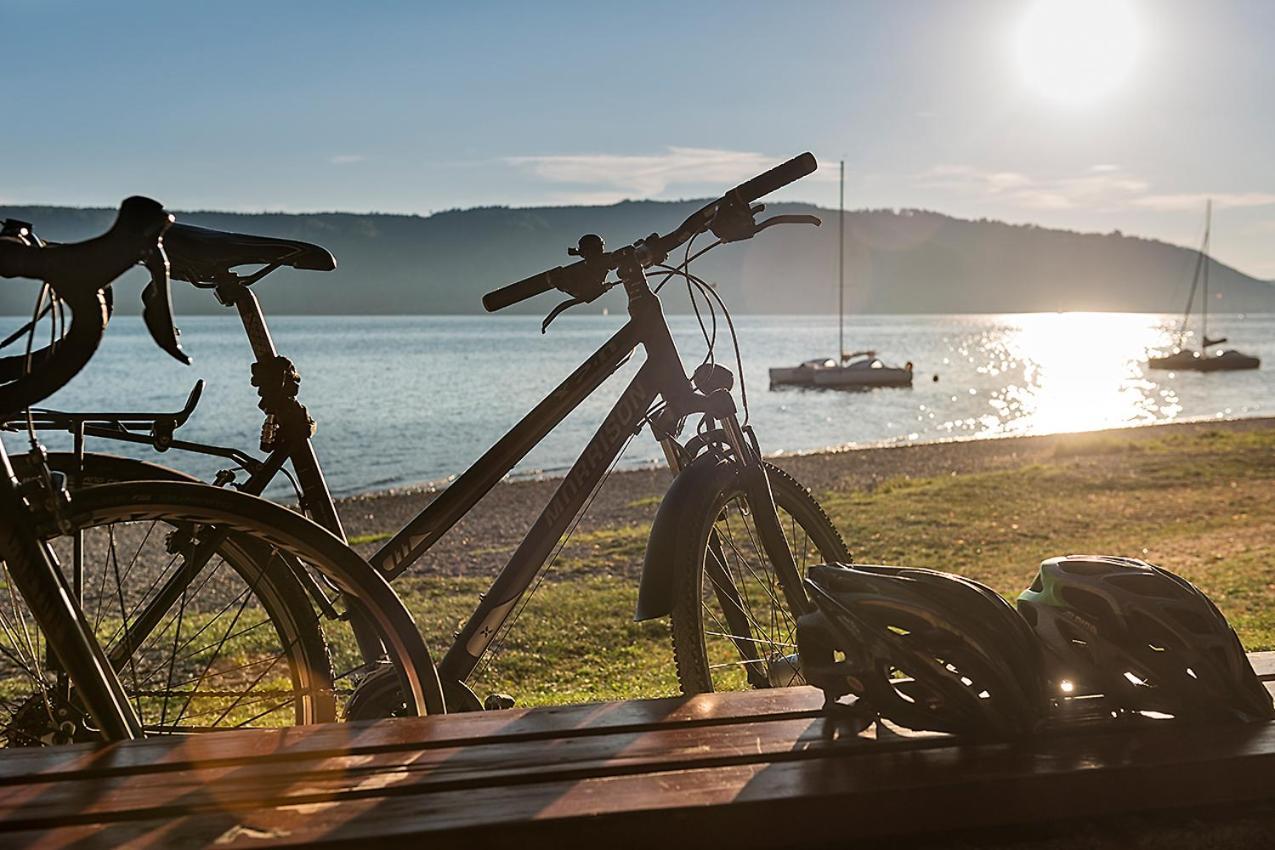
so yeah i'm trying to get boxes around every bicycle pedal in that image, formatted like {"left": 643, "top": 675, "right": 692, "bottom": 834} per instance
{"left": 483, "top": 693, "right": 515, "bottom": 711}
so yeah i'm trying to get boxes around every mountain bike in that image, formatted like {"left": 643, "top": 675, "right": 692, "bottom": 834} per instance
{"left": 0, "top": 201, "right": 441, "bottom": 746}
{"left": 15, "top": 154, "right": 850, "bottom": 714}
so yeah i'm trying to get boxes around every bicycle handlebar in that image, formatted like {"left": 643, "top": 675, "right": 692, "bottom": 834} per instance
{"left": 482, "top": 264, "right": 573, "bottom": 313}
{"left": 0, "top": 197, "right": 175, "bottom": 415}
{"left": 482, "top": 152, "right": 818, "bottom": 312}
{"left": 726, "top": 151, "right": 819, "bottom": 206}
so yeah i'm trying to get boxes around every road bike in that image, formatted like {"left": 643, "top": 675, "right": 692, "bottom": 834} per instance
{"left": 0, "top": 201, "right": 441, "bottom": 746}
{"left": 14, "top": 155, "right": 850, "bottom": 715}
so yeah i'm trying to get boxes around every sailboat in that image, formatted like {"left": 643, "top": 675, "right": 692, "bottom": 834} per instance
{"left": 769, "top": 160, "right": 913, "bottom": 389}
{"left": 1148, "top": 200, "right": 1260, "bottom": 372}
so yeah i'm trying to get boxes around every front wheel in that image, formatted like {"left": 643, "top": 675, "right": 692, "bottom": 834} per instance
{"left": 669, "top": 458, "right": 849, "bottom": 694}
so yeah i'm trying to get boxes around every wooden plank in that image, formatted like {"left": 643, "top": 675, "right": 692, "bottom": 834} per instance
{"left": 0, "top": 686, "right": 826, "bottom": 784}
{"left": 2, "top": 651, "right": 1274, "bottom": 848}
{"left": 0, "top": 713, "right": 911, "bottom": 827}
{"left": 8, "top": 719, "right": 1275, "bottom": 849}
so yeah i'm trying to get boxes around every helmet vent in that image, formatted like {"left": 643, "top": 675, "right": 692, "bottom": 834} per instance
{"left": 1107, "top": 572, "right": 1181, "bottom": 599}
{"left": 1028, "top": 574, "right": 1044, "bottom": 593}
{"left": 1167, "top": 607, "right": 1216, "bottom": 635}
{"left": 1127, "top": 611, "right": 1184, "bottom": 651}
{"left": 1059, "top": 560, "right": 1117, "bottom": 577}
{"left": 1060, "top": 588, "right": 1113, "bottom": 625}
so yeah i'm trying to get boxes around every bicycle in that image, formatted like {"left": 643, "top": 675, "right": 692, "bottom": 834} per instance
{"left": 0, "top": 201, "right": 441, "bottom": 746}
{"left": 16, "top": 154, "right": 849, "bottom": 714}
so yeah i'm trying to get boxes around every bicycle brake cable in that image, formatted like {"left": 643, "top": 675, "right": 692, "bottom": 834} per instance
{"left": 684, "top": 268, "right": 750, "bottom": 426}
{"left": 22, "top": 283, "right": 55, "bottom": 448}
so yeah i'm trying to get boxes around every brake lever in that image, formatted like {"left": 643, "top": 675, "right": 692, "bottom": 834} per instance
{"left": 140, "top": 240, "right": 191, "bottom": 365}
{"left": 709, "top": 201, "right": 765, "bottom": 243}
{"left": 541, "top": 297, "right": 583, "bottom": 334}
{"left": 754, "top": 213, "right": 822, "bottom": 234}
{"left": 541, "top": 279, "right": 617, "bottom": 333}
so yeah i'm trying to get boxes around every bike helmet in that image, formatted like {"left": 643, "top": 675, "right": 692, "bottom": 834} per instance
{"left": 799, "top": 563, "right": 1047, "bottom": 737}
{"left": 1017, "top": 555, "right": 1273, "bottom": 723}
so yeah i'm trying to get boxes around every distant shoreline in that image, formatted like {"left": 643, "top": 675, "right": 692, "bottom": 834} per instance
{"left": 344, "top": 412, "right": 1275, "bottom": 500}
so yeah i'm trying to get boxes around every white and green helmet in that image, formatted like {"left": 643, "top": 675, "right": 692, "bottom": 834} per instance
{"left": 1017, "top": 555, "right": 1273, "bottom": 723}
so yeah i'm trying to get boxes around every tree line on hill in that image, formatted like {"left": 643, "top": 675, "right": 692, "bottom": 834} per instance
{"left": 3, "top": 200, "right": 1273, "bottom": 316}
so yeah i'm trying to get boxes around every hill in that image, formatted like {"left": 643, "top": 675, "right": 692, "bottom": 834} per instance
{"left": 3, "top": 201, "right": 1273, "bottom": 316}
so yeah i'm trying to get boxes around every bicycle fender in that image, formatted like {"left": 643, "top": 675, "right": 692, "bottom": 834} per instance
{"left": 38, "top": 452, "right": 200, "bottom": 486}
{"left": 635, "top": 453, "right": 739, "bottom": 621}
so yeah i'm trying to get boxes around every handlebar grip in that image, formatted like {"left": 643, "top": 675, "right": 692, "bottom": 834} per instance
{"left": 483, "top": 263, "right": 572, "bottom": 312}
{"left": 725, "top": 152, "right": 818, "bottom": 205}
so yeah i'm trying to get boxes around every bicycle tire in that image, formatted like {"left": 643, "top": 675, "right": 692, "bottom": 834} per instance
{"left": 72, "top": 481, "right": 445, "bottom": 715}
{"left": 667, "top": 457, "right": 849, "bottom": 694}
{"left": 42, "top": 456, "right": 448, "bottom": 723}
{"left": 1, "top": 480, "right": 443, "bottom": 744}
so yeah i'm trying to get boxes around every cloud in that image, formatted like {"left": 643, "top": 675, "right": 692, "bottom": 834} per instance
{"left": 505, "top": 147, "right": 818, "bottom": 198}
{"left": 916, "top": 164, "right": 1148, "bottom": 211}
{"left": 915, "top": 164, "right": 1275, "bottom": 215}
{"left": 1129, "top": 192, "right": 1275, "bottom": 212}
{"left": 329, "top": 154, "right": 366, "bottom": 165}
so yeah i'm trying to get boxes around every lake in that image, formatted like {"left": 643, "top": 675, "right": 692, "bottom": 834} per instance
{"left": 20, "top": 312, "right": 1275, "bottom": 497}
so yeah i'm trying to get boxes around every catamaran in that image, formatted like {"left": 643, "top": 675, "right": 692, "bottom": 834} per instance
{"left": 769, "top": 160, "right": 913, "bottom": 389}
{"left": 1148, "top": 200, "right": 1260, "bottom": 372}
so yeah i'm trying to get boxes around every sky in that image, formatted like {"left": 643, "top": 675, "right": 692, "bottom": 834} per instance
{"left": 3, "top": 0, "right": 1275, "bottom": 277}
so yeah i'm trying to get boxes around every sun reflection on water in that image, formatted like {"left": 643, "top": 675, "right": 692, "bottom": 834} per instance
{"left": 963, "top": 313, "right": 1182, "bottom": 436}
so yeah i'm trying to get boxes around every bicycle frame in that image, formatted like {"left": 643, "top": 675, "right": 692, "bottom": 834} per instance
{"left": 219, "top": 268, "right": 711, "bottom": 685}
{"left": 17, "top": 260, "right": 808, "bottom": 696}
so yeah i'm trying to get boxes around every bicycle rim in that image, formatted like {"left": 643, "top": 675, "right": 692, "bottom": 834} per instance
{"left": 672, "top": 462, "right": 848, "bottom": 693}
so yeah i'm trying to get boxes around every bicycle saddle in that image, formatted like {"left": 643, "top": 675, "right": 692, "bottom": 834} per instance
{"left": 164, "top": 223, "right": 336, "bottom": 284}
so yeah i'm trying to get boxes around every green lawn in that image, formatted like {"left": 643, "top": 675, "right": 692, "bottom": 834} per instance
{"left": 394, "top": 428, "right": 1275, "bottom": 707}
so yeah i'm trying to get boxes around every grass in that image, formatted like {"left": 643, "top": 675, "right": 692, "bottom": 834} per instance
{"left": 818, "top": 429, "right": 1275, "bottom": 647}
{"left": 349, "top": 531, "right": 393, "bottom": 546}
{"left": 363, "top": 427, "right": 1275, "bottom": 708}
{"left": 394, "top": 574, "right": 679, "bottom": 705}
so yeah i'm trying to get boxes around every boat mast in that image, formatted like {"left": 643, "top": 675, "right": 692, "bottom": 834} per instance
{"left": 838, "top": 159, "right": 845, "bottom": 363}
{"left": 1201, "top": 198, "right": 1211, "bottom": 348}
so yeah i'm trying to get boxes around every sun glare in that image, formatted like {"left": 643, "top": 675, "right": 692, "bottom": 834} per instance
{"left": 1016, "top": 0, "right": 1139, "bottom": 103}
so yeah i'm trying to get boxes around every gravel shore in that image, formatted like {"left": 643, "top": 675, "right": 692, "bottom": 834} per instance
{"left": 337, "top": 416, "right": 1275, "bottom": 578}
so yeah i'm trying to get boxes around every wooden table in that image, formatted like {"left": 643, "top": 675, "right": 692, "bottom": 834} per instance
{"left": 3, "top": 654, "right": 1275, "bottom": 848}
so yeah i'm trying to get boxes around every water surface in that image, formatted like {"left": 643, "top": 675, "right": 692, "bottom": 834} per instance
{"left": 22, "top": 313, "right": 1275, "bottom": 496}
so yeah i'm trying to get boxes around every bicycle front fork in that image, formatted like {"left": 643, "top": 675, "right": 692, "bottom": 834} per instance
{"left": 660, "top": 404, "right": 813, "bottom": 620}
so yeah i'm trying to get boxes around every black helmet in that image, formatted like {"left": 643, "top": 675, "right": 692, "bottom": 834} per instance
{"left": 1017, "top": 555, "right": 1273, "bottom": 723}
{"left": 799, "top": 563, "right": 1047, "bottom": 737}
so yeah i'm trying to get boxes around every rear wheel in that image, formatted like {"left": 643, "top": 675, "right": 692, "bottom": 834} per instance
{"left": 0, "top": 480, "right": 442, "bottom": 745}
{"left": 669, "top": 459, "right": 849, "bottom": 694}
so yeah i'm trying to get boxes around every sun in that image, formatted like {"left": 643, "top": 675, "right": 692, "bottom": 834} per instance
{"left": 1016, "top": 0, "right": 1139, "bottom": 103}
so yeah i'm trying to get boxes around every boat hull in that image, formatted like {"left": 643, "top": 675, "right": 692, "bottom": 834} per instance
{"left": 812, "top": 366, "right": 913, "bottom": 388}
{"left": 768, "top": 366, "right": 816, "bottom": 386}
{"left": 769, "top": 359, "right": 837, "bottom": 387}
{"left": 1148, "top": 350, "right": 1260, "bottom": 372}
